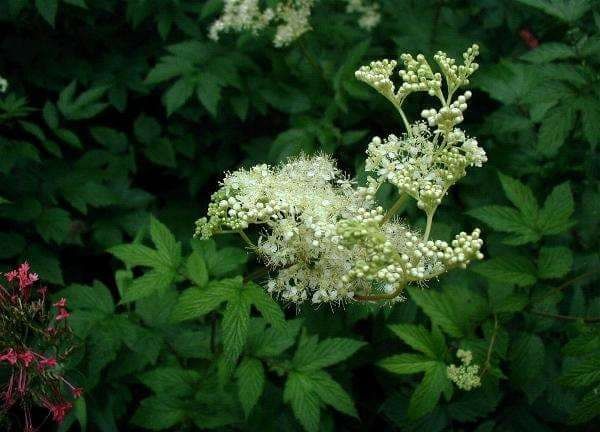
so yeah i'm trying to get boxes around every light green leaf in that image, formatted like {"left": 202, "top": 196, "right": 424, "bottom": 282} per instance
{"left": 150, "top": 216, "right": 181, "bottom": 268}
{"left": 59, "top": 281, "right": 114, "bottom": 314}
{"left": 537, "top": 246, "right": 573, "bottom": 279}
{"left": 307, "top": 370, "right": 357, "bottom": 418}
{"left": 498, "top": 173, "right": 538, "bottom": 222}
{"left": 120, "top": 270, "right": 174, "bottom": 304}
{"left": 521, "top": 43, "right": 576, "bottom": 63}
{"left": 236, "top": 357, "right": 265, "bottom": 417}
{"left": 185, "top": 251, "right": 209, "bottom": 288}
{"left": 294, "top": 337, "right": 366, "bottom": 371}
{"left": 388, "top": 324, "right": 445, "bottom": 360}
{"left": 244, "top": 282, "right": 285, "bottom": 329}
{"left": 473, "top": 255, "right": 537, "bottom": 287}
{"left": 408, "top": 362, "right": 450, "bottom": 420}
{"left": 283, "top": 372, "right": 321, "bottom": 432}
{"left": 222, "top": 288, "right": 251, "bottom": 362}
{"left": 468, "top": 205, "right": 539, "bottom": 244}
{"left": 378, "top": 353, "right": 436, "bottom": 375}
{"left": 539, "top": 182, "right": 574, "bottom": 235}
{"left": 170, "top": 278, "right": 241, "bottom": 322}
{"left": 108, "top": 244, "right": 166, "bottom": 269}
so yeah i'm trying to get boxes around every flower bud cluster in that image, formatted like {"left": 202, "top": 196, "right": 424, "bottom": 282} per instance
{"left": 210, "top": 0, "right": 380, "bottom": 47}
{"left": 434, "top": 44, "right": 479, "bottom": 89}
{"left": 1, "top": 263, "right": 81, "bottom": 430}
{"left": 447, "top": 349, "right": 481, "bottom": 391}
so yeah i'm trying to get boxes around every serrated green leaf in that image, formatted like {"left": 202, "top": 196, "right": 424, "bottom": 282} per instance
{"left": 244, "top": 282, "right": 285, "bottom": 329}
{"left": 408, "top": 362, "right": 450, "bottom": 420}
{"left": 170, "top": 278, "right": 240, "bottom": 322}
{"left": 165, "top": 78, "right": 194, "bottom": 116}
{"left": 120, "top": 270, "right": 174, "bottom": 304}
{"left": 473, "top": 255, "right": 537, "bottom": 287}
{"left": 306, "top": 370, "right": 357, "bottom": 418}
{"left": 236, "top": 357, "right": 265, "bottom": 417}
{"left": 185, "top": 251, "right": 208, "bottom": 288}
{"left": 222, "top": 288, "right": 251, "bottom": 362}
{"left": 108, "top": 244, "right": 165, "bottom": 269}
{"left": 139, "top": 367, "right": 200, "bottom": 397}
{"left": 149, "top": 216, "right": 181, "bottom": 268}
{"left": 283, "top": 372, "right": 321, "bottom": 432}
{"left": 539, "top": 182, "right": 574, "bottom": 235}
{"left": 294, "top": 337, "right": 366, "bottom": 371}
{"left": 568, "top": 389, "right": 600, "bottom": 424}
{"left": 537, "top": 246, "right": 572, "bottom": 279}
{"left": 521, "top": 43, "right": 576, "bottom": 63}
{"left": 497, "top": 173, "right": 538, "bottom": 222}
{"left": 560, "top": 356, "right": 600, "bottom": 388}
{"left": 35, "top": 207, "right": 71, "bottom": 244}
{"left": 58, "top": 281, "right": 114, "bottom": 314}
{"left": 537, "top": 105, "right": 575, "bottom": 157}
{"left": 131, "top": 396, "right": 186, "bottom": 430}
{"left": 509, "top": 333, "right": 545, "bottom": 385}
{"left": 378, "top": 353, "right": 436, "bottom": 375}
{"left": 388, "top": 324, "right": 445, "bottom": 360}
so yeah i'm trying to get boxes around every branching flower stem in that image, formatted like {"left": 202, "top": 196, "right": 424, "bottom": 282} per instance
{"left": 380, "top": 194, "right": 408, "bottom": 225}
{"left": 423, "top": 208, "right": 436, "bottom": 242}
{"left": 354, "top": 283, "right": 406, "bottom": 301}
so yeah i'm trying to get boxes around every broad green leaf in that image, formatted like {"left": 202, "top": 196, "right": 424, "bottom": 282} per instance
{"left": 306, "top": 370, "right": 357, "bottom": 418}
{"left": 108, "top": 244, "right": 166, "bottom": 269}
{"left": 131, "top": 396, "right": 186, "bottom": 430}
{"left": 537, "top": 246, "right": 572, "bottom": 279}
{"left": 521, "top": 43, "right": 576, "bottom": 63}
{"left": 165, "top": 78, "right": 194, "bottom": 116}
{"left": 139, "top": 367, "right": 200, "bottom": 397}
{"left": 559, "top": 356, "right": 600, "bottom": 388}
{"left": 35, "top": 0, "right": 57, "bottom": 26}
{"left": 196, "top": 74, "right": 221, "bottom": 116}
{"left": 244, "top": 282, "right": 285, "bottom": 329}
{"left": 515, "top": 0, "right": 591, "bottom": 22}
{"left": 35, "top": 207, "right": 71, "bottom": 244}
{"left": 170, "top": 278, "right": 240, "bottom": 322}
{"left": 150, "top": 216, "right": 181, "bottom": 268}
{"left": 294, "top": 337, "right": 366, "bottom": 371}
{"left": 236, "top": 357, "right": 265, "bottom": 417}
{"left": 408, "top": 362, "right": 450, "bottom": 420}
{"left": 378, "top": 353, "right": 436, "bottom": 375}
{"left": 185, "top": 251, "right": 209, "bottom": 288}
{"left": 498, "top": 173, "right": 538, "bottom": 222}
{"left": 253, "top": 318, "right": 303, "bottom": 358}
{"left": 222, "top": 288, "right": 251, "bottom": 362}
{"left": 59, "top": 281, "right": 114, "bottom": 314}
{"left": 120, "top": 270, "right": 174, "bottom": 304}
{"left": 283, "top": 372, "right": 321, "bottom": 432}
{"left": 473, "top": 255, "right": 537, "bottom": 287}
{"left": 537, "top": 105, "right": 575, "bottom": 157}
{"left": 569, "top": 389, "right": 600, "bottom": 424}
{"left": 388, "top": 324, "right": 445, "bottom": 360}
{"left": 468, "top": 205, "right": 539, "bottom": 244}
{"left": 509, "top": 333, "right": 545, "bottom": 385}
{"left": 539, "top": 182, "right": 574, "bottom": 235}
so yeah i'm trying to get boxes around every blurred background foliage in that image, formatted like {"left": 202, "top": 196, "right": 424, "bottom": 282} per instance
{"left": 0, "top": 0, "right": 598, "bottom": 430}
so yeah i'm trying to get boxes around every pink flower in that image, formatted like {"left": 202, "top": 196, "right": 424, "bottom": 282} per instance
{"left": 44, "top": 401, "right": 73, "bottom": 423}
{"left": 18, "top": 351, "right": 35, "bottom": 367}
{"left": 72, "top": 387, "right": 84, "bottom": 398}
{"left": 38, "top": 357, "right": 58, "bottom": 370}
{"left": 53, "top": 298, "right": 67, "bottom": 308}
{"left": 0, "top": 349, "right": 18, "bottom": 365}
{"left": 55, "top": 308, "right": 70, "bottom": 321}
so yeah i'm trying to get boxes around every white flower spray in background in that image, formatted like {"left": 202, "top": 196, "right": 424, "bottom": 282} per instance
{"left": 209, "top": 0, "right": 381, "bottom": 47}
{"left": 195, "top": 44, "right": 486, "bottom": 306}
{"left": 0, "top": 76, "right": 7, "bottom": 93}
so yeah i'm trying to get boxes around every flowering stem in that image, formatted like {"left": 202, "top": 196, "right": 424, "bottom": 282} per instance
{"left": 395, "top": 106, "right": 412, "bottom": 137}
{"left": 237, "top": 230, "right": 257, "bottom": 250}
{"left": 423, "top": 209, "right": 435, "bottom": 241}
{"left": 380, "top": 194, "right": 408, "bottom": 225}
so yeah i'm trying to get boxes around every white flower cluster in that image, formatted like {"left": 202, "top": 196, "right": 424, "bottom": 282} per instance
{"left": 344, "top": 0, "right": 381, "bottom": 30}
{"left": 209, "top": 0, "right": 380, "bottom": 47}
{"left": 195, "top": 45, "right": 485, "bottom": 306}
{"left": 447, "top": 349, "right": 481, "bottom": 391}
{"left": 0, "top": 76, "right": 7, "bottom": 93}
{"left": 357, "top": 45, "right": 486, "bottom": 213}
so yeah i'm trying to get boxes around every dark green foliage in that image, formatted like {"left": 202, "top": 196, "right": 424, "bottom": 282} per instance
{"left": 0, "top": 0, "right": 598, "bottom": 430}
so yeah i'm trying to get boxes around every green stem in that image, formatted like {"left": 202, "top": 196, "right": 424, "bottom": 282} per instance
{"left": 354, "top": 284, "right": 405, "bottom": 302}
{"left": 480, "top": 314, "right": 498, "bottom": 379}
{"left": 396, "top": 106, "right": 412, "bottom": 137}
{"left": 423, "top": 209, "right": 435, "bottom": 242}
{"left": 381, "top": 194, "right": 408, "bottom": 225}
{"left": 237, "top": 230, "right": 257, "bottom": 250}
{"left": 298, "top": 38, "right": 326, "bottom": 81}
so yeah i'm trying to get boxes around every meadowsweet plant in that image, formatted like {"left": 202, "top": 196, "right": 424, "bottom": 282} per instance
{"left": 195, "top": 45, "right": 486, "bottom": 306}
{"left": 209, "top": 0, "right": 380, "bottom": 47}
{"left": 0, "top": 263, "right": 81, "bottom": 431}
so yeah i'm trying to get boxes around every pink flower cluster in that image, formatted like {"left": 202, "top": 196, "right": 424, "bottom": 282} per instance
{"left": 0, "top": 263, "right": 82, "bottom": 431}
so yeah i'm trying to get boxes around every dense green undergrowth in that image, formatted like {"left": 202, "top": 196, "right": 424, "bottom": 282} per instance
{"left": 0, "top": 0, "right": 598, "bottom": 431}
